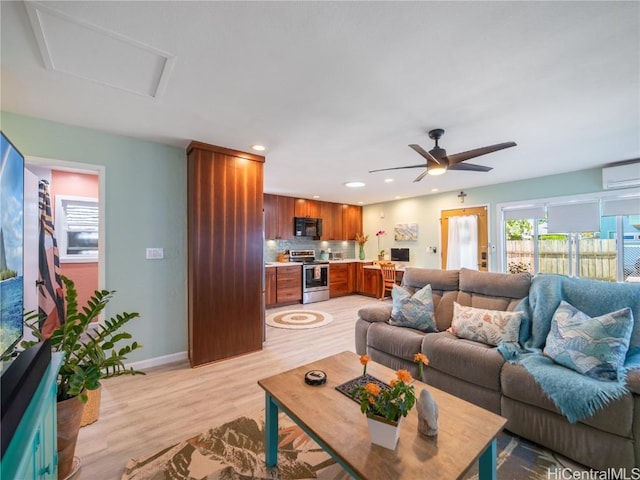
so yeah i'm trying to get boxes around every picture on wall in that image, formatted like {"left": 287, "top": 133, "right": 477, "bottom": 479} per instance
{"left": 394, "top": 222, "right": 418, "bottom": 241}
{"left": 0, "top": 132, "right": 25, "bottom": 357}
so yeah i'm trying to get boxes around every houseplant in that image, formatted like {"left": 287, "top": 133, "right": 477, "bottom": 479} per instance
{"left": 351, "top": 354, "right": 428, "bottom": 449}
{"left": 20, "top": 275, "right": 144, "bottom": 479}
{"left": 376, "top": 230, "right": 385, "bottom": 260}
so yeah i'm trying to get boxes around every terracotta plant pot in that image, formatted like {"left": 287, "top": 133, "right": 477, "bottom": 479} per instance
{"left": 57, "top": 395, "right": 85, "bottom": 479}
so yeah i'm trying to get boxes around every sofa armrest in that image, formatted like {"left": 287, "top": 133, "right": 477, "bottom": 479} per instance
{"left": 627, "top": 368, "right": 640, "bottom": 395}
{"left": 358, "top": 305, "right": 392, "bottom": 323}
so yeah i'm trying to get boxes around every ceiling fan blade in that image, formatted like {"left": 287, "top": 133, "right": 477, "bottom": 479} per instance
{"left": 446, "top": 141, "right": 517, "bottom": 165}
{"left": 408, "top": 144, "right": 441, "bottom": 165}
{"left": 413, "top": 169, "right": 429, "bottom": 182}
{"left": 369, "top": 164, "right": 426, "bottom": 173}
{"left": 448, "top": 163, "right": 493, "bottom": 172}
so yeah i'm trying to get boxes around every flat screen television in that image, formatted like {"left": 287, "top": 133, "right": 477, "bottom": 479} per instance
{"left": 0, "top": 132, "right": 24, "bottom": 358}
{"left": 390, "top": 248, "right": 410, "bottom": 262}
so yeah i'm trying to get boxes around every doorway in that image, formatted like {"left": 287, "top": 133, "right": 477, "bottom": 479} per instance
{"left": 440, "top": 206, "right": 488, "bottom": 271}
{"left": 24, "top": 157, "right": 105, "bottom": 317}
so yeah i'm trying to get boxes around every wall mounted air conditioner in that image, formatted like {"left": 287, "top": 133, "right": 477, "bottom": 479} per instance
{"left": 602, "top": 162, "right": 640, "bottom": 190}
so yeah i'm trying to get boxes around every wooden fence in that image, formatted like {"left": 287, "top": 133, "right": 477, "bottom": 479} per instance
{"left": 506, "top": 239, "right": 617, "bottom": 281}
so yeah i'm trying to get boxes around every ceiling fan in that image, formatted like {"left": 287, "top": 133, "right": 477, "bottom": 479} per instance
{"left": 369, "top": 129, "right": 517, "bottom": 182}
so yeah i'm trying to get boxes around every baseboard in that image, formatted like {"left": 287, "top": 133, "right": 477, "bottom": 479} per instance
{"left": 126, "top": 351, "right": 188, "bottom": 371}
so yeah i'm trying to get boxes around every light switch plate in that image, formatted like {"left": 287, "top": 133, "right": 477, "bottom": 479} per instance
{"left": 146, "top": 248, "right": 164, "bottom": 260}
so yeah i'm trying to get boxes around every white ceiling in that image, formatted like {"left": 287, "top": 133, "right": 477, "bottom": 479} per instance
{"left": 1, "top": 1, "right": 638, "bottom": 205}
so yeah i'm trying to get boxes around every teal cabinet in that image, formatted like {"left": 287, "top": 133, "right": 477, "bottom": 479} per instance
{"left": 2, "top": 352, "right": 63, "bottom": 479}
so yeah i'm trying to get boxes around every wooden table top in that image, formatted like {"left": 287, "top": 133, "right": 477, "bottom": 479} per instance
{"left": 258, "top": 351, "right": 507, "bottom": 480}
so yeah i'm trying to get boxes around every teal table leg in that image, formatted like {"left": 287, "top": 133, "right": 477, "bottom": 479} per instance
{"left": 265, "top": 393, "right": 279, "bottom": 467}
{"left": 478, "top": 438, "right": 497, "bottom": 480}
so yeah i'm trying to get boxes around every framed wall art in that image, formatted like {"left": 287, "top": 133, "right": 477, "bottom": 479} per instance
{"left": 394, "top": 222, "right": 418, "bottom": 241}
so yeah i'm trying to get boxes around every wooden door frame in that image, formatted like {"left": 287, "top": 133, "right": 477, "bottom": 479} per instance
{"left": 440, "top": 205, "right": 489, "bottom": 271}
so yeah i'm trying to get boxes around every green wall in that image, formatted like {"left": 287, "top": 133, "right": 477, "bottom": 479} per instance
{"left": 1, "top": 110, "right": 614, "bottom": 362}
{"left": 1, "top": 112, "right": 187, "bottom": 363}
{"left": 362, "top": 169, "right": 604, "bottom": 271}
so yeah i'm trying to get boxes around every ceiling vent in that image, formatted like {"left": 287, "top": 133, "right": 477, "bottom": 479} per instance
{"left": 602, "top": 162, "right": 640, "bottom": 190}
{"left": 24, "top": 1, "right": 175, "bottom": 98}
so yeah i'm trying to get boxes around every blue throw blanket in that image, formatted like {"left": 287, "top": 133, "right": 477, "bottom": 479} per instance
{"left": 497, "top": 274, "right": 640, "bottom": 423}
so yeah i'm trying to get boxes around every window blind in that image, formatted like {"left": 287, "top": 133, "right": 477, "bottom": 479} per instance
{"left": 503, "top": 206, "right": 546, "bottom": 221}
{"left": 547, "top": 202, "right": 600, "bottom": 233}
{"left": 602, "top": 197, "right": 640, "bottom": 217}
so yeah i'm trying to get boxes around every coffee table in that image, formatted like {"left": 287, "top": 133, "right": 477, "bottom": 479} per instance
{"left": 258, "top": 351, "right": 506, "bottom": 480}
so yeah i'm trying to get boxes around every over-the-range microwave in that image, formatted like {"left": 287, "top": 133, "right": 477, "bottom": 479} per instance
{"left": 294, "top": 217, "right": 323, "bottom": 238}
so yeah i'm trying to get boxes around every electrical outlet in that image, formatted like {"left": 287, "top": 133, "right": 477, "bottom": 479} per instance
{"left": 146, "top": 248, "right": 164, "bottom": 260}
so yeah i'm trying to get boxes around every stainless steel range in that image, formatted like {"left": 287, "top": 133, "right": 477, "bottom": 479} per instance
{"left": 289, "top": 249, "right": 330, "bottom": 304}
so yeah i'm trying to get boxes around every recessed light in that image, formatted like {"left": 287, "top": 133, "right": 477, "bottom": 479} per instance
{"left": 431, "top": 188, "right": 439, "bottom": 192}
{"left": 395, "top": 196, "right": 403, "bottom": 200}
{"left": 384, "top": 178, "right": 394, "bottom": 183}
{"left": 313, "top": 195, "right": 320, "bottom": 199}
{"left": 251, "top": 144, "right": 266, "bottom": 151}
{"left": 345, "top": 181, "right": 365, "bottom": 188}
{"left": 357, "top": 201, "right": 364, "bottom": 205}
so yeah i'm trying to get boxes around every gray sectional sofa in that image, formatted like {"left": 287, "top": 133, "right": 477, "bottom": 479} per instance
{"left": 355, "top": 267, "right": 640, "bottom": 470}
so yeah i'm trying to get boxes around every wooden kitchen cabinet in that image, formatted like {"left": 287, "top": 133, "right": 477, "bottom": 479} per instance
{"left": 329, "top": 263, "right": 350, "bottom": 297}
{"left": 295, "top": 198, "right": 320, "bottom": 218}
{"left": 276, "top": 265, "right": 302, "bottom": 305}
{"left": 264, "top": 194, "right": 278, "bottom": 240}
{"left": 356, "top": 263, "right": 381, "bottom": 297}
{"left": 270, "top": 195, "right": 361, "bottom": 241}
{"left": 342, "top": 204, "right": 363, "bottom": 241}
{"left": 277, "top": 195, "right": 295, "bottom": 239}
{"left": 347, "top": 262, "right": 357, "bottom": 292}
{"left": 187, "top": 141, "right": 264, "bottom": 367}
{"left": 330, "top": 262, "right": 358, "bottom": 297}
{"left": 265, "top": 267, "right": 277, "bottom": 307}
{"left": 320, "top": 201, "right": 344, "bottom": 240}
{"left": 264, "top": 194, "right": 294, "bottom": 240}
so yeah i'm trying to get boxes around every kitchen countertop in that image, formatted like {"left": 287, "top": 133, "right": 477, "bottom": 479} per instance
{"left": 265, "top": 259, "right": 406, "bottom": 267}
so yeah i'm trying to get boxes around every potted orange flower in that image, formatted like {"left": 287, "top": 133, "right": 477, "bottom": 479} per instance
{"left": 351, "top": 355, "right": 419, "bottom": 449}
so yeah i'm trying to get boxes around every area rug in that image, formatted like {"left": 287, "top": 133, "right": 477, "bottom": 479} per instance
{"left": 265, "top": 310, "right": 333, "bottom": 329}
{"left": 122, "top": 410, "right": 585, "bottom": 480}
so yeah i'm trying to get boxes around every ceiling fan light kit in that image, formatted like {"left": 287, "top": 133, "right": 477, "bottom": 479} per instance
{"left": 369, "top": 128, "right": 517, "bottom": 183}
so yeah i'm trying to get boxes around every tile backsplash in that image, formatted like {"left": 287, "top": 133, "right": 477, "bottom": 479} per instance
{"left": 265, "top": 238, "right": 357, "bottom": 262}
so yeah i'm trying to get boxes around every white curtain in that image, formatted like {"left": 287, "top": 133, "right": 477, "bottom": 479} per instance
{"left": 447, "top": 215, "right": 478, "bottom": 270}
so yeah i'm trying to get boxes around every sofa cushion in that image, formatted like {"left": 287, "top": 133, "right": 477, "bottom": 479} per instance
{"left": 358, "top": 304, "right": 393, "bottom": 323}
{"left": 401, "top": 268, "right": 460, "bottom": 331}
{"left": 501, "top": 362, "right": 633, "bottom": 438}
{"left": 367, "top": 322, "right": 425, "bottom": 362}
{"left": 449, "top": 302, "right": 523, "bottom": 346}
{"left": 389, "top": 284, "right": 437, "bottom": 332}
{"left": 421, "top": 331, "right": 504, "bottom": 392}
{"left": 456, "top": 268, "right": 531, "bottom": 313}
{"left": 543, "top": 301, "right": 634, "bottom": 381}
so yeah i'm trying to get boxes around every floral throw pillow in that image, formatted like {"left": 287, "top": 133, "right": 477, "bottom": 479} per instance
{"left": 389, "top": 284, "right": 437, "bottom": 333}
{"left": 449, "top": 302, "right": 523, "bottom": 346}
{"left": 543, "top": 301, "right": 634, "bottom": 381}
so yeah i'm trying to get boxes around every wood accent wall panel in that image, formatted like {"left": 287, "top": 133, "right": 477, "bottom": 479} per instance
{"left": 187, "top": 141, "right": 265, "bottom": 367}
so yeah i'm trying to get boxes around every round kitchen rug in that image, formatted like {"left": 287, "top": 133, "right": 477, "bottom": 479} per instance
{"left": 266, "top": 310, "right": 333, "bottom": 329}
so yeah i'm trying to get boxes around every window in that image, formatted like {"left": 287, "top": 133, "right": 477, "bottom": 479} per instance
{"left": 55, "top": 195, "right": 99, "bottom": 263}
{"left": 500, "top": 193, "right": 640, "bottom": 282}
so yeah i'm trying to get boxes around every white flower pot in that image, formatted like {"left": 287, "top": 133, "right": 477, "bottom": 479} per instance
{"left": 366, "top": 415, "right": 403, "bottom": 450}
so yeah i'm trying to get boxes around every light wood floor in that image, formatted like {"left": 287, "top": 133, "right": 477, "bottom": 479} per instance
{"left": 75, "top": 295, "right": 382, "bottom": 479}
